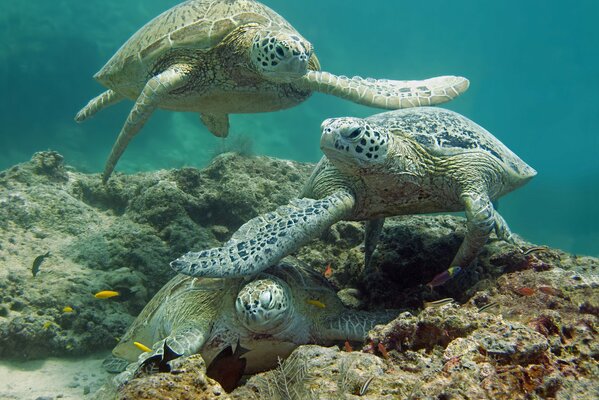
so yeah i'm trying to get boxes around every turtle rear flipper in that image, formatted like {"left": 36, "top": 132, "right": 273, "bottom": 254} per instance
{"left": 450, "top": 192, "right": 496, "bottom": 268}
{"left": 75, "top": 90, "right": 124, "bottom": 122}
{"left": 170, "top": 192, "right": 355, "bottom": 278}
{"left": 299, "top": 72, "right": 469, "bottom": 109}
{"left": 493, "top": 210, "right": 516, "bottom": 244}
{"left": 320, "top": 310, "right": 398, "bottom": 342}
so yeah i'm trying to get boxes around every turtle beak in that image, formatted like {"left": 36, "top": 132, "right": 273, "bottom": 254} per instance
{"left": 319, "top": 118, "right": 338, "bottom": 152}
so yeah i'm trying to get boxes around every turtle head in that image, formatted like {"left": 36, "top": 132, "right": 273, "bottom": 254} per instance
{"left": 320, "top": 117, "right": 391, "bottom": 168}
{"left": 235, "top": 277, "right": 293, "bottom": 334}
{"left": 250, "top": 29, "right": 312, "bottom": 82}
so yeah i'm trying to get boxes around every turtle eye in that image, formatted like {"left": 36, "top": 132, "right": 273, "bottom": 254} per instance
{"left": 343, "top": 127, "right": 362, "bottom": 141}
{"left": 275, "top": 45, "right": 285, "bottom": 58}
{"left": 259, "top": 291, "right": 273, "bottom": 308}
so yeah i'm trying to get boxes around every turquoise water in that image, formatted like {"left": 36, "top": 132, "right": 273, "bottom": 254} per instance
{"left": 0, "top": 0, "right": 597, "bottom": 256}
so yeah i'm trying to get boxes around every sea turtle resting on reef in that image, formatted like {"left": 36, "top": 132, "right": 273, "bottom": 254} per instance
{"left": 104, "top": 259, "right": 396, "bottom": 385}
{"left": 75, "top": 0, "right": 469, "bottom": 182}
{"left": 170, "top": 107, "right": 536, "bottom": 278}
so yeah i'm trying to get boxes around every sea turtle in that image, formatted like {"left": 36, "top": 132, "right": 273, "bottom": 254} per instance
{"left": 104, "top": 259, "right": 396, "bottom": 383}
{"left": 170, "top": 107, "right": 536, "bottom": 278}
{"left": 74, "top": 0, "right": 470, "bottom": 182}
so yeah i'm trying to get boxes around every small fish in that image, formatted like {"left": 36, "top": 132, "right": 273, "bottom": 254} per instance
{"left": 307, "top": 299, "right": 326, "bottom": 309}
{"left": 538, "top": 286, "right": 563, "bottom": 297}
{"left": 344, "top": 340, "right": 353, "bottom": 352}
{"left": 515, "top": 287, "right": 535, "bottom": 296}
{"left": 206, "top": 339, "right": 249, "bottom": 393}
{"left": 522, "top": 246, "right": 549, "bottom": 255}
{"left": 324, "top": 263, "right": 333, "bottom": 278}
{"left": 426, "top": 266, "right": 462, "bottom": 290}
{"left": 478, "top": 301, "right": 499, "bottom": 313}
{"left": 42, "top": 321, "right": 54, "bottom": 329}
{"left": 62, "top": 306, "right": 74, "bottom": 313}
{"left": 94, "top": 290, "right": 120, "bottom": 299}
{"left": 359, "top": 376, "right": 375, "bottom": 396}
{"left": 377, "top": 342, "right": 389, "bottom": 359}
{"left": 423, "top": 298, "right": 455, "bottom": 308}
{"left": 31, "top": 251, "right": 51, "bottom": 277}
{"left": 139, "top": 340, "right": 182, "bottom": 374}
{"left": 134, "top": 341, "right": 152, "bottom": 353}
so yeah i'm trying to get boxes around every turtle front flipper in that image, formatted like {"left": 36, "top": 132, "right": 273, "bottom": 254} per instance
{"left": 102, "top": 64, "right": 191, "bottom": 183}
{"left": 451, "top": 192, "right": 496, "bottom": 268}
{"left": 170, "top": 192, "right": 356, "bottom": 278}
{"left": 75, "top": 89, "right": 124, "bottom": 122}
{"left": 319, "top": 310, "right": 398, "bottom": 342}
{"left": 298, "top": 71, "right": 469, "bottom": 109}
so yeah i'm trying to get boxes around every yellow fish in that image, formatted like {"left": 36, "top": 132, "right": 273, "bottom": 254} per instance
{"left": 94, "top": 290, "right": 119, "bottom": 299}
{"left": 134, "top": 341, "right": 152, "bottom": 352}
{"left": 307, "top": 299, "right": 326, "bottom": 309}
{"left": 63, "top": 306, "right": 74, "bottom": 313}
{"left": 42, "top": 321, "right": 54, "bottom": 329}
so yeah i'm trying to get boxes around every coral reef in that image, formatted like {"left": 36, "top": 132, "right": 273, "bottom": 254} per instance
{"left": 0, "top": 151, "right": 597, "bottom": 399}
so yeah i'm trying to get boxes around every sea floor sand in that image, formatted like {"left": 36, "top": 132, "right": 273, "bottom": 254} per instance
{"left": 0, "top": 352, "right": 111, "bottom": 400}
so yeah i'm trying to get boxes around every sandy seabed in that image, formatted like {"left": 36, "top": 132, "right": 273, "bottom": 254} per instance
{"left": 0, "top": 352, "right": 111, "bottom": 400}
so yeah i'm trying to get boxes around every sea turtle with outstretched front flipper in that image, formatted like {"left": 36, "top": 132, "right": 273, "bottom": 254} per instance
{"left": 170, "top": 107, "right": 536, "bottom": 278}
{"left": 103, "top": 259, "right": 396, "bottom": 385}
{"left": 75, "top": 0, "right": 469, "bottom": 182}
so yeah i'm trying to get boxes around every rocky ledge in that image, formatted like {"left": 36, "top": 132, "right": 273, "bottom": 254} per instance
{"left": 0, "top": 151, "right": 597, "bottom": 399}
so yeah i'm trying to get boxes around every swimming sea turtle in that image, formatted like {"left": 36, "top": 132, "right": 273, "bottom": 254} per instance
{"left": 170, "top": 107, "right": 536, "bottom": 278}
{"left": 75, "top": 0, "right": 469, "bottom": 182}
{"left": 104, "top": 259, "right": 396, "bottom": 381}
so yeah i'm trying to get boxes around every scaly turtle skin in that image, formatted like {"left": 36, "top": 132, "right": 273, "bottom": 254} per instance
{"left": 104, "top": 259, "right": 396, "bottom": 381}
{"left": 170, "top": 107, "right": 536, "bottom": 278}
{"left": 75, "top": 0, "right": 469, "bottom": 182}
